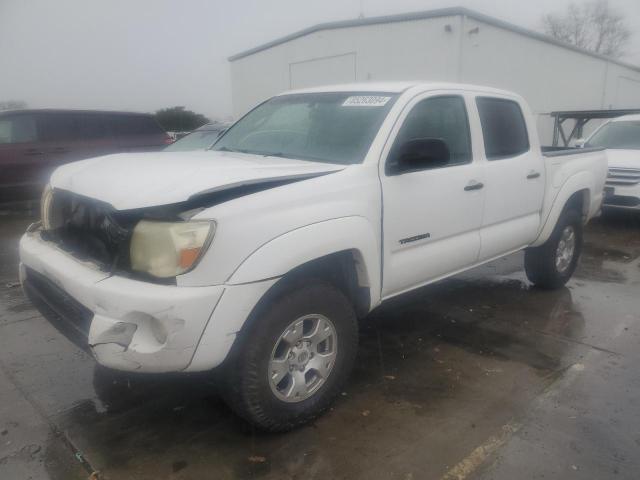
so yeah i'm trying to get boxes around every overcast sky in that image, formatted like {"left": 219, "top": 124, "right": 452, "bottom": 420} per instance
{"left": 1, "top": 0, "right": 639, "bottom": 120}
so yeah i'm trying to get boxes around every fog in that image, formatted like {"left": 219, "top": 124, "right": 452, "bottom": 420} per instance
{"left": 1, "top": 0, "right": 639, "bottom": 120}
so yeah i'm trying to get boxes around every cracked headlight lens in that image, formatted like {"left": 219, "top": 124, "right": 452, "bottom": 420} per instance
{"left": 130, "top": 220, "right": 214, "bottom": 278}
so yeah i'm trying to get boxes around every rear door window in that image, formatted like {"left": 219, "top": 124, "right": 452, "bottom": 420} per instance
{"left": 38, "top": 113, "right": 79, "bottom": 142}
{"left": 0, "top": 114, "right": 38, "bottom": 144}
{"left": 110, "top": 115, "right": 164, "bottom": 136}
{"left": 79, "top": 114, "right": 111, "bottom": 140}
{"left": 476, "top": 97, "right": 529, "bottom": 160}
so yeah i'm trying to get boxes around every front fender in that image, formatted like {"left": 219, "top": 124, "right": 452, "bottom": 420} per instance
{"left": 531, "top": 171, "right": 594, "bottom": 247}
{"left": 227, "top": 216, "right": 382, "bottom": 307}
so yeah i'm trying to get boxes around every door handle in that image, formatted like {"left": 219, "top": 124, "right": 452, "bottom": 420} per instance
{"left": 527, "top": 171, "right": 541, "bottom": 179}
{"left": 24, "top": 148, "right": 44, "bottom": 156}
{"left": 464, "top": 180, "right": 484, "bottom": 191}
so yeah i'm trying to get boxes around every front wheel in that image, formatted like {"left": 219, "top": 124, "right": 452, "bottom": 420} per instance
{"left": 525, "top": 209, "right": 583, "bottom": 289}
{"left": 222, "top": 279, "right": 358, "bottom": 431}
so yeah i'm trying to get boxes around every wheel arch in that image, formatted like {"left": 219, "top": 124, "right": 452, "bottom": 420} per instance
{"left": 227, "top": 216, "right": 381, "bottom": 311}
{"left": 216, "top": 251, "right": 369, "bottom": 374}
{"left": 531, "top": 172, "right": 593, "bottom": 247}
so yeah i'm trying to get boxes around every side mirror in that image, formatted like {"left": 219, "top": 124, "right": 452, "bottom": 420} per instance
{"left": 388, "top": 138, "right": 450, "bottom": 174}
{"left": 574, "top": 138, "right": 586, "bottom": 148}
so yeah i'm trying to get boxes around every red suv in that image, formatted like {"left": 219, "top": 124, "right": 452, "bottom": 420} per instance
{"left": 0, "top": 109, "right": 171, "bottom": 201}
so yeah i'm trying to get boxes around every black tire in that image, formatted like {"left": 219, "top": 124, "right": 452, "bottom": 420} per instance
{"left": 525, "top": 209, "right": 583, "bottom": 289}
{"left": 222, "top": 279, "right": 358, "bottom": 432}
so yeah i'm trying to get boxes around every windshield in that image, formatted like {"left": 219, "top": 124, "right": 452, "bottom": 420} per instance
{"left": 586, "top": 121, "right": 640, "bottom": 150}
{"left": 165, "top": 129, "right": 224, "bottom": 151}
{"left": 212, "top": 92, "right": 398, "bottom": 164}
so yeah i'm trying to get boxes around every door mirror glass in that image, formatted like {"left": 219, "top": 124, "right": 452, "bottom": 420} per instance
{"left": 390, "top": 138, "right": 450, "bottom": 174}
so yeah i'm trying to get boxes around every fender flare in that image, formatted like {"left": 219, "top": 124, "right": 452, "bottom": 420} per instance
{"left": 531, "top": 172, "right": 593, "bottom": 247}
{"left": 227, "top": 216, "right": 382, "bottom": 307}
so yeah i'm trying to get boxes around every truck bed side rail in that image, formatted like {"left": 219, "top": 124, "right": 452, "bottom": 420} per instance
{"left": 542, "top": 146, "right": 604, "bottom": 158}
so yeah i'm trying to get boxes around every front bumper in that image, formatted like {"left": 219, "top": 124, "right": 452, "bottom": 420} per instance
{"left": 603, "top": 183, "right": 640, "bottom": 211}
{"left": 19, "top": 231, "right": 225, "bottom": 372}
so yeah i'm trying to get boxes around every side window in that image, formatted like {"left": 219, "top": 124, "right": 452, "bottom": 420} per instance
{"left": 109, "top": 116, "right": 127, "bottom": 136}
{"left": 393, "top": 95, "right": 472, "bottom": 168}
{"left": 476, "top": 97, "right": 529, "bottom": 160}
{"left": 111, "top": 115, "right": 164, "bottom": 136}
{"left": 0, "top": 114, "right": 38, "bottom": 144}
{"left": 130, "top": 116, "right": 164, "bottom": 135}
{"left": 79, "top": 114, "right": 110, "bottom": 139}
{"left": 39, "top": 113, "right": 78, "bottom": 142}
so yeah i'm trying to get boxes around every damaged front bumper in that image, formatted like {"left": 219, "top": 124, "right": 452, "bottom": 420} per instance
{"left": 19, "top": 231, "right": 225, "bottom": 373}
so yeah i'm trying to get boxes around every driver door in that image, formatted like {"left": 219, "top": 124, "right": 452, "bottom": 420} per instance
{"left": 380, "top": 93, "right": 485, "bottom": 298}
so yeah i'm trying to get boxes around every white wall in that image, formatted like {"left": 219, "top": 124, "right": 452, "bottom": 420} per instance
{"left": 230, "top": 15, "right": 461, "bottom": 116}
{"left": 289, "top": 53, "right": 357, "bottom": 89}
{"left": 229, "top": 13, "right": 640, "bottom": 144}
{"left": 458, "top": 17, "right": 640, "bottom": 143}
{"left": 603, "top": 63, "right": 640, "bottom": 108}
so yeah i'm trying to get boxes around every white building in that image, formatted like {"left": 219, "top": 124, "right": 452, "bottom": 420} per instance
{"left": 228, "top": 7, "right": 640, "bottom": 143}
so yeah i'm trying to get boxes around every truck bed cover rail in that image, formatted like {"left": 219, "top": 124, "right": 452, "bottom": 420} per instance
{"left": 550, "top": 109, "right": 640, "bottom": 147}
{"left": 542, "top": 146, "right": 604, "bottom": 157}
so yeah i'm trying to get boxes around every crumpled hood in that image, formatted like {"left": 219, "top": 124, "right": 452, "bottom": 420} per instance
{"left": 606, "top": 149, "right": 640, "bottom": 169}
{"left": 50, "top": 151, "right": 345, "bottom": 210}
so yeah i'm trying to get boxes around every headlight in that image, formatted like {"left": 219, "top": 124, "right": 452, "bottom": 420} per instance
{"left": 41, "top": 184, "right": 54, "bottom": 230}
{"left": 130, "top": 220, "right": 214, "bottom": 278}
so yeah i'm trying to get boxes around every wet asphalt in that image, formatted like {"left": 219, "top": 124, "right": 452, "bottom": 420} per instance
{"left": 0, "top": 210, "right": 639, "bottom": 480}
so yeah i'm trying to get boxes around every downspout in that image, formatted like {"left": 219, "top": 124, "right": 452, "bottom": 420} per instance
{"left": 457, "top": 13, "right": 465, "bottom": 82}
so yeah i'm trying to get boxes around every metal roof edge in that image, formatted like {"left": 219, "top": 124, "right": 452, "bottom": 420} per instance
{"left": 227, "top": 6, "right": 640, "bottom": 73}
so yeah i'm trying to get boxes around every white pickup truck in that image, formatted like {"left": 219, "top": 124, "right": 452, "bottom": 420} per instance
{"left": 580, "top": 114, "right": 640, "bottom": 211}
{"left": 20, "top": 82, "right": 607, "bottom": 431}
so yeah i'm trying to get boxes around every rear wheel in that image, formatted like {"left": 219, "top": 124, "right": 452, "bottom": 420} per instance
{"left": 525, "top": 209, "right": 583, "bottom": 289}
{"left": 222, "top": 279, "right": 358, "bottom": 431}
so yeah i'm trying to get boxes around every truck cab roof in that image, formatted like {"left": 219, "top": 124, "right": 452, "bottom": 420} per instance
{"left": 281, "top": 81, "right": 521, "bottom": 98}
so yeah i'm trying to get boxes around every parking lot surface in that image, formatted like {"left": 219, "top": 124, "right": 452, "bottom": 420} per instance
{"left": 1, "top": 211, "right": 639, "bottom": 480}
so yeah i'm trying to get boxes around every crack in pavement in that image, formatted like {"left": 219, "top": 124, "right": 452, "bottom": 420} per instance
{"left": 0, "top": 358, "right": 101, "bottom": 479}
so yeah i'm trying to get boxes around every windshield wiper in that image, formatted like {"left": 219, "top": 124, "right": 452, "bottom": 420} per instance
{"left": 260, "top": 151, "right": 332, "bottom": 163}
{"left": 218, "top": 147, "right": 334, "bottom": 163}
{"left": 216, "top": 146, "right": 241, "bottom": 153}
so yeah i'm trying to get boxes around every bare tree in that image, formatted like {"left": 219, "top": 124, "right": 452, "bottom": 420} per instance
{"left": 0, "top": 100, "right": 27, "bottom": 111}
{"left": 542, "top": 0, "right": 631, "bottom": 58}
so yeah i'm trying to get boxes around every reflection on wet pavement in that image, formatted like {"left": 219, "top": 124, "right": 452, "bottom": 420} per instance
{"left": 1, "top": 210, "right": 639, "bottom": 479}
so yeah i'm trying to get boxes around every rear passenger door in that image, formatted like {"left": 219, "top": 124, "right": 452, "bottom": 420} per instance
{"left": 474, "top": 97, "right": 545, "bottom": 261}
{"left": 380, "top": 93, "right": 485, "bottom": 298}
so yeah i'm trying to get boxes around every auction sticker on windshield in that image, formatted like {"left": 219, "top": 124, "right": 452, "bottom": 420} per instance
{"left": 342, "top": 96, "right": 391, "bottom": 107}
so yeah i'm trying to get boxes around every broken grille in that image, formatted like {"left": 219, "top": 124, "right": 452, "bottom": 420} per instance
{"left": 42, "top": 190, "right": 135, "bottom": 272}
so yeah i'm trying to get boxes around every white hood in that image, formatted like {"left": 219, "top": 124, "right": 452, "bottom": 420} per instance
{"left": 606, "top": 149, "right": 640, "bottom": 169}
{"left": 50, "top": 151, "right": 344, "bottom": 210}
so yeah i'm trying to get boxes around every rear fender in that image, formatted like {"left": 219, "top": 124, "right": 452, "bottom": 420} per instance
{"left": 531, "top": 172, "right": 593, "bottom": 247}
